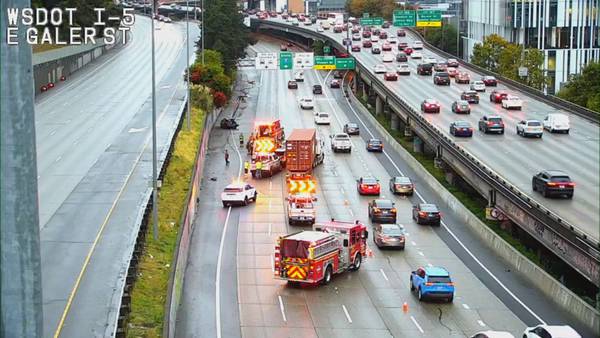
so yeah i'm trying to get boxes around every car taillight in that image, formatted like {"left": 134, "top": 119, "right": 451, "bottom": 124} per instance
{"left": 425, "top": 282, "right": 434, "bottom": 286}
{"left": 373, "top": 207, "right": 380, "bottom": 212}
{"left": 361, "top": 184, "right": 368, "bottom": 189}
{"left": 446, "top": 282, "right": 454, "bottom": 286}
{"left": 419, "top": 211, "right": 427, "bottom": 217}
{"left": 487, "top": 122, "right": 494, "bottom": 126}
{"left": 391, "top": 208, "right": 397, "bottom": 213}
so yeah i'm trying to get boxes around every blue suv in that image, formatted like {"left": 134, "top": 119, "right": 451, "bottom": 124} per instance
{"left": 410, "top": 266, "right": 455, "bottom": 302}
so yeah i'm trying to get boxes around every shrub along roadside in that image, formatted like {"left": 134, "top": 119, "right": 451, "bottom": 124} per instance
{"left": 356, "top": 95, "right": 597, "bottom": 307}
{"left": 126, "top": 86, "right": 210, "bottom": 337}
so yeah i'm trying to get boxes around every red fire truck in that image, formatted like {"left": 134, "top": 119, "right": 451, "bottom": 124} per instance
{"left": 274, "top": 220, "right": 368, "bottom": 285}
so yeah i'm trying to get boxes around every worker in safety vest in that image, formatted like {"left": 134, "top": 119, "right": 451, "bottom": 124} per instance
{"left": 244, "top": 161, "right": 249, "bottom": 175}
{"left": 255, "top": 161, "right": 263, "bottom": 178}
{"left": 239, "top": 133, "right": 244, "bottom": 147}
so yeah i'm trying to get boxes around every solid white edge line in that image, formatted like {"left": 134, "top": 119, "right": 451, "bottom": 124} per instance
{"left": 342, "top": 304, "right": 353, "bottom": 323}
{"left": 410, "top": 315, "right": 424, "bottom": 333}
{"left": 477, "top": 320, "right": 486, "bottom": 327}
{"left": 216, "top": 132, "right": 245, "bottom": 338}
{"left": 462, "top": 303, "right": 470, "bottom": 310}
{"left": 278, "top": 295, "right": 287, "bottom": 322}
{"left": 379, "top": 268, "right": 389, "bottom": 281}
{"left": 340, "top": 73, "right": 548, "bottom": 325}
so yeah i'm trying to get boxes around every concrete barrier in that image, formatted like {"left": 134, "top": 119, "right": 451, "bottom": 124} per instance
{"left": 347, "top": 85, "right": 600, "bottom": 334}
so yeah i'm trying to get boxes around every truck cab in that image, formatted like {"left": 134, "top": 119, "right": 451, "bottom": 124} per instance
{"left": 410, "top": 266, "right": 455, "bottom": 302}
{"left": 286, "top": 194, "right": 317, "bottom": 225}
{"left": 251, "top": 153, "right": 282, "bottom": 178}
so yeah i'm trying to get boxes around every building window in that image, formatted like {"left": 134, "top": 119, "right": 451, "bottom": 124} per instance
{"left": 548, "top": 50, "right": 556, "bottom": 71}
{"left": 549, "top": 0, "right": 558, "bottom": 27}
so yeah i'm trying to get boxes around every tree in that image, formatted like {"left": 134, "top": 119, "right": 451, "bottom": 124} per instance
{"left": 470, "top": 34, "right": 509, "bottom": 72}
{"left": 213, "top": 91, "right": 228, "bottom": 108}
{"left": 346, "top": 0, "right": 396, "bottom": 19}
{"left": 558, "top": 61, "right": 600, "bottom": 112}
{"left": 420, "top": 23, "right": 458, "bottom": 56}
{"left": 498, "top": 44, "right": 522, "bottom": 80}
{"left": 521, "top": 49, "right": 548, "bottom": 90}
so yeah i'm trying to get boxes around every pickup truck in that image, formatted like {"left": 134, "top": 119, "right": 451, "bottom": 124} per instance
{"left": 251, "top": 153, "right": 283, "bottom": 178}
{"left": 410, "top": 266, "right": 455, "bottom": 302}
{"left": 331, "top": 133, "right": 352, "bottom": 153}
{"left": 286, "top": 194, "right": 317, "bottom": 225}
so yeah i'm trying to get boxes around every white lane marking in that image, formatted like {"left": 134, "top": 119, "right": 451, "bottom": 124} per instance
{"left": 270, "top": 254, "right": 274, "bottom": 272}
{"left": 341, "top": 75, "right": 547, "bottom": 325}
{"left": 426, "top": 263, "right": 433, "bottom": 267}
{"left": 50, "top": 130, "right": 57, "bottom": 136}
{"left": 269, "top": 180, "right": 273, "bottom": 191}
{"left": 462, "top": 303, "right": 470, "bottom": 310}
{"left": 216, "top": 132, "right": 245, "bottom": 338}
{"left": 37, "top": 175, "right": 41, "bottom": 180}
{"left": 340, "top": 187, "right": 345, "bottom": 194}
{"left": 410, "top": 315, "right": 424, "bottom": 333}
{"left": 418, "top": 251, "right": 424, "bottom": 256}
{"left": 379, "top": 268, "right": 389, "bottom": 281}
{"left": 348, "top": 208, "right": 354, "bottom": 217}
{"left": 268, "top": 223, "right": 272, "bottom": 236}
{"left": 128, "top": 127, "right": 147, "bottom": 133}
{"left": 278, "top": 295, "right": 287, "bottom": 322}
{"left": 55, "top": 156, "right": 62, "bottom": 163}
{"left": 269, "top": 199, "right": 272, "bottom": 208}
{"left": 411, "top": 241, "right": 417, "bottom": 246}
{"left": 342, "top": 304, "right": 353, "bottom": 323}
{"left": 477, "top": 320, "right": 486, "bottom": 327}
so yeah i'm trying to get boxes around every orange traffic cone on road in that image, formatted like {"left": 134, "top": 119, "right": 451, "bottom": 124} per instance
{"left": 402, "top": 302, "right": 409, "bottom": 313}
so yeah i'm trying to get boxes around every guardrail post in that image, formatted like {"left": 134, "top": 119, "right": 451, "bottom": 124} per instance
{"left": 413, "top": 135, "right": 423, "bottom": 153}
{"left": 488, "top": 189, "right": 497, "bottom": 207}
{"left": 361, "top": 83, "right": 369, "bottom": 102}
{"left": 375, "top": 95, "right": 383, "bottom": 116}
{"left": 390, "top": 112, "right": 400, "bottom": 131}
{"left": 434, "top": 144, "right": 443, "bottom": 169}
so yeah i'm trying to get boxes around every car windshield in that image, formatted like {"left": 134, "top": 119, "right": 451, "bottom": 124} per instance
{"left": 394, "top": 177, "right": 411, "bottom": 184}
{"left": 489, "top": 117, "right": 503, "bottom": 123}
{"left": 527, "top": 121, "right": 541, "bottom": 126}
{"left": 362, "top": 177, "right": 378, "bottom": 184}
{"left": 347, "top": 123, "right": 358, "bottom": 128}
{"left": 428, "top": 276, "right": 452, "bottom": 283}
{"left": 382, "top": 225, "right": 404, "bottom": 235}
{"left": 474, "top": 81, "right": 484, "bottom": 85}
{"left": 459, "top": 102, "right": 469, "bottom": 107}
{"left": 550, "top": 176, "right": 572, "bottom": 183}
{"left": 375, "top": 199, "right": 393, "bottom": 208}
{"left": 455, "top": 121, "right": 471, "bottom": 127}
{"left": 319, "top": 113, "right": 329, "bottom": 117}
{"left": 335, "top": 134, "right": 349, "bottom": 140}
{"left": 421, "top": 204, "right": 438, "bottom": 212}
{"left": 436, "top": 72, "right": 449, "bottom": 77}
{"left": 369, "top": 139, "right": 382, "bottom": 144}
{"left": 303, "top": 98, "right": 313, "bottom": 103}
{"left": 425, "top": 99, "right": 437, "bottom": 104}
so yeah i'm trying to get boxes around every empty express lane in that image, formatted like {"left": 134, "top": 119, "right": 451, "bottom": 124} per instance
{"left": 232, "top": 38, "right": 527, "bottom": 337}
{"left": 263, "top": 17, "right": 600, "bottom": 243}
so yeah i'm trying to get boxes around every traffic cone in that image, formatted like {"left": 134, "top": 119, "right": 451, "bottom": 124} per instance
{"left": 367, "top": 247, "right": 374, "bottom": 258}
{"left": 402, "top": 302, "right": 409, "bottom": 313}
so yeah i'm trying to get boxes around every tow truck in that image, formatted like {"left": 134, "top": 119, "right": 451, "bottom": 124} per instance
{"left": 286, "top": 193, "right": 316, "bottom": 225}
{"left": 274, "top": 220, "right": 368, "bottom": 285}
{"left": 248, "top": 120, "right": 286, "bottom": 178}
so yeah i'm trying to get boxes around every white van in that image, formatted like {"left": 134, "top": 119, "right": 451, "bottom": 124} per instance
{"left": 543, "top": 113, "right": 570, "bottom": 133}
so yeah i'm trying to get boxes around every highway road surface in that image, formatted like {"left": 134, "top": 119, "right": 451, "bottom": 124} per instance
{"left": 261, "top": 17, "right": 600, "bottom": 244}
{"left": 175, "top": 37, "right": 594, "bottom": 338}
{"left": 36, "top": 16, "right": 197, "bottom": 337}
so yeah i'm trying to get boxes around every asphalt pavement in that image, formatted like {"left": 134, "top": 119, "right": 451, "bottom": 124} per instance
{"left": 175, "top": 38, "right": 595, "bottom": 338}
{"left": 264, "top": 17, "right": 600, "bottom": 243}
{"left": 36, "top": 16, "right": 198, "bottom": 337}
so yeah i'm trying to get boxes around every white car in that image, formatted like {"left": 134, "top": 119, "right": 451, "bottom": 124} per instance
{"left": 412, "top": 40, "right": 424, "bottom": 49}
{"left": 522, "top": 325, "right": 580, "bottom": 338}
{"left": 294, "top": 71, "right": 304, "bottom": 82}
{"left": 470, "top": 331, "right": 515, "bottom": 338}
{"left": 317, "top": 26, "right": 324, "bottom": 32}
{"left": 516, "top": 119, "right": 543, "bottom": 138}
{"left": 331, "top": 133, "right": 352, "bottom": 152}
{"left": 396, "top": 64, "right": 411, "bottom": 75}
{"left": 373, "top": 64, "right": 386, "bottom": 73}
{"left": 387, "top": 37, "right": 398, "bottom": 44}
{"left": 470, "top": 80, "right": 486, "bottom": 92}
{"left": 299, "top": 97, "right": 314, "bottom": 109}
{"left": 411, "top": 51, "right": 423, "bottom": 59}
{"left": 543, "top": 113, "right": 570, "bottom": 133}
{"left": 221, "top": 182, "right": 257, "bottom": 207}
{"left": 501, "top": 95, "right": 523, "bottom": 109}
{"left": 370, "top": 35, "right": 379, "bottom": 42}
{"left": 314, "top": 112, "right": 331, "bottom": 125}
{"left": 382, "top": 53, "right": 394, "bottom": 62}
{"left": 423, "top": 56, "right": 437, "bottom": 64}
{"left": 321, "top": 22, "right": 331, "bottom": 30}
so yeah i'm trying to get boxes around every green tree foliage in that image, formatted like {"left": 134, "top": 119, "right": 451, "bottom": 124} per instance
{"left": 471, "top": 34, "right": 509, "bottom": 72}
{"left": 312, "top": 40, "right": 325, "bottom": 56}
{"left": 188, "top": 49, "right": 233, "bottom": 104}
{"left": 347, "top": 0, "right": 397, "bottom": 19}
{"left": 202, "top": 0, "right": 250, "bottom": 72}
{"left": 420, "top": 23, "right": 458, "bottom": 56}
{"left": 521, "top": 49, "right": 547, "bottom": 90}
{"left": 558, "top": 61, "right": 600, "bottom": 113}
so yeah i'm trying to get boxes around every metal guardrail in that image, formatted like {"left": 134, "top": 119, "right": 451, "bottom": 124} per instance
{"left": 405, "top": 27, "right": 599, "bottom": 123}
{"left": 252, "top": 19, "right": 600, "bottom": 286}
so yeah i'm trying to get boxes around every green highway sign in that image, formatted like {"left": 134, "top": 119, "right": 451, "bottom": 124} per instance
{"left": 314, "top": 56, "right": 336, "bottom": 70}
{"left": 279, "top": 52, "right": 293, "bottom": 70}
{"left": 323, "top": 45, "right": 331, "bottom": 54}
{"left": 417, "top": 10, "right": 442, "bottom": 27}
{"left": 363, "top": 12, "right": 369, "bottom": 18}
{"left": 335, "top": 57, "right": 356, "bottom": 70}
{"left": 359, "top": 17, "right": 383, "bottom": 26}
{"left": 393, "top": 10, "right": 416, "bottom": 27}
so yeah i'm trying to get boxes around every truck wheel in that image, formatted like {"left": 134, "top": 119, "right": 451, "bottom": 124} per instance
{"left": 243, "top": 197, "right": 249, "bottom": 206}
{"left": 410, "top": 277, "right": 415, "bottom": 291}
{"left": 448, "top": 295, "right": 454, "bottom": 303}
{"left": 223, "top": 202, "right": 229, "bottom": 208}
{"left": 351, "top": 253, "right": 362, "bottom": 271}
{"left": 253, "top": 192, "right": 257, "bottom": 201}
{"left": 323, "top": 265, "right": 332, "bottom": 285}
{"left": 418, "top": 288, "right": 424, "bottom": 301}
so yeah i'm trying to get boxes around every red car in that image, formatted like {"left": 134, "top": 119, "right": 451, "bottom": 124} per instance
{"left": 357, "top": 177, "right": 381, "bottom": 195}
{"left": 351, "top": 45, "right": 361, "bottom": 52}
{"left": 382, "top": 42, "right": 392, "bottom": 51}
{"left": 397, "top": 29, "right": 406, "bottom": 37}
{"left": 384, "top": 72, "right": 398, "bottom": 81}
{"left": 447, "top": 67, "right": 458, "bottom": 77}
{"left": 455, "top": 72, "right": 470, "bottom": 84}
{"left": 489, "top": 90, "right": 508, "bottom": 103}
{"left": 363, "top": 40, "right": 372, "bottom": 48}
{"left": 398, "top": 42, "right": 408, "bottom": 50}
{"left": 482, "top": 76, "right": 498, "bottom": 86}
{"left": 403, "top": 47, "right": 413, "bottom": 55}
{"left": 352, "top": 27, "right": 360, "bottom": 33}
{"left": 421, "top": 99, "right": 441, "bottom": 113}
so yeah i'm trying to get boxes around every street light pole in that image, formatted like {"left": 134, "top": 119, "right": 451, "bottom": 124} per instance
{"left": 151, "top": 0, "right": 159, "bottom": 240}
{"left": 201, "top": 0, "right": 205, "bottom": 65}
{"left": 186, "top": 0, "right": 191, "bottom": 130}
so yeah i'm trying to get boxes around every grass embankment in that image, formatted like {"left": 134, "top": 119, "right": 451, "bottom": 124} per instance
{"left": 127, "top": 106, "right": 206, "bottom": 337}
{"left": 33, "top": 44, "right": 66, "bottom": 53}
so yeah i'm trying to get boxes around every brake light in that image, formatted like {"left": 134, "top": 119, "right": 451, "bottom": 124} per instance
{"left": 373, "top": 207, "right": 380, "bottom": 213}
{"left": 487, "top": 121, "right": 494, "bottom": 126}
{"left": 446, "top": 282, "right": 454, "bottom": 286}
{"left": 391, "top": 208, "right": 397, "bottom": 213}
{"left": 419, "top": 211, "right": 427, "bottom": 217}
{"left": 425, "top": 282, "right": 433, "bottom": 286}
{"left": 361, "top": 184, "right": 368, "bottom": 189}
{"left": 547, "top": 182, "right": 575, "bottom": 187}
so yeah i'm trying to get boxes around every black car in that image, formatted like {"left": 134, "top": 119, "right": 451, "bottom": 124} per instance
{"left": 371, "top": 46, "right": 381, "bottom": 54}
{"left": 368, "top": 199, "right": 397, "bottom": 223}
{"left": 220, "top": 118, "right": 239, "bottom": 129}
{"left": 412, "top": 203, "right": 441, "bottom": 226}
{"left": 478, "top": 115, "right": 505, "bottom": 134}
{"left": 417, "top": 63, "right": 433, "bottom": 75}
{"left": 373, "top": 223, "right": 406, "bottom": 249}
{"left": 451, "top": 100, "right": 471, "bottom": 114}
{"left": 449, "top": 121, "right": 473, "bottom": 137}
{"left": 389, "top": 176, "right": 414, "bottom": 195}
{"left": 532, "top": 170, "right": 575, "bottom": 198}
{"left": 287, "top": 80, "right": 298, "bottom": 89}
{"left": 333, "top": 71, "right": 344, "bottom": 79}
{"left": 396, "top": 52, "right": 408, "bottom": 62}
{"left": 460, "top": 91, "right": 479, "bottom": 104}
{"left": 343, "top": 123, "right": 360, "bottom": 135}
{"left": 433, "top": 72, "right": 450, "bottom": 85}
{"left": 366, "top": 138, "right": 383, "bottom": 152}
{"left": 312, "top": 85, "right": 323, "bottom": 94}
{"left": 382, "top": 21, "right": 391, "bottom": 28}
